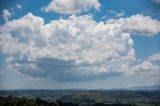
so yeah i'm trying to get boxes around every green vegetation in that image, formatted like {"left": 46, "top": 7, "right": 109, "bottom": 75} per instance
{"left": 0, "top": 95, "right": 137, "bottom": 106}
{"left": 0, "top": 90, "right": 160, "bottom": 106}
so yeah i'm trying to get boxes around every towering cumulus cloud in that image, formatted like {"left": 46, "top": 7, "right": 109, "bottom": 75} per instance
{"left": 0, "top": 13, "right": 160, "bottom": 81}
{"left": 41, "top": 0, "right": 101, "bottom": 14}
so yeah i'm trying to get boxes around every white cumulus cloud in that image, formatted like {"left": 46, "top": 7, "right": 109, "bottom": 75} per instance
{"left": 2, "top": 9, "right": 11, "bottom": 21}
{"left": 41, "top": 0, "right": 101, "bottom": 14}
{"left": 0, "top": 13, "right": 160, "bottom": 81}
{"left": 147, "top": 53, "right": 160, "bottom": 61}
{"left": 16, "top": 4, "right": 22, "bottom": 9}
{"left": 107, "top": 14, "right": 160, "bottom": 36}
{"left": 108, "top": 10, "right": 125, "bottom": 17}
{"left": 129, "top": 53, "right": 160, "bottom": 76}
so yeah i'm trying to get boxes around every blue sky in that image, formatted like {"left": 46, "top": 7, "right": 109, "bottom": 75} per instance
{"left": 0, "top": 0, "right": 160, "bottom": 89}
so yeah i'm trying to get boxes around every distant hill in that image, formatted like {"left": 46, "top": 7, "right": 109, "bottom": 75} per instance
{"left": 122, "top": 85, "right": 160, "bottom": 91}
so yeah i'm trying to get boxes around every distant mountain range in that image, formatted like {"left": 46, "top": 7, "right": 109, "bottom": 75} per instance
{"left": 120, "top": 85, "right": 160, "bottom": 91}
{"left": 0, "top": 85, "right": 160, "bottom": 91}
{"left": 86, "top": 85, "right": 160, "bottom": 91}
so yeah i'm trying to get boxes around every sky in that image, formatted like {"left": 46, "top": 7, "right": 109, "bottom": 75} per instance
{"left": 0, "top": 0, "right": 160, "bottom": 89}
